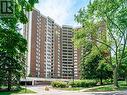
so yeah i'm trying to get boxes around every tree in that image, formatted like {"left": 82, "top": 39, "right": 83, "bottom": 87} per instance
{"left": 118, "top": 48, "right": 127, "bottom": 83}
{"left": 80, "top": 46, "right": 100, "bottom": 79}
{"left": 0, "top": 0, "right": 38, "bottom": 91}
{"left": 80, "top": 46, "right": 112, "bottom": 85}
{"left": 97, "top": 59, "right": 113, "bottom": 85}
{"left": 74, "top": 0, "right": 127, "bottom": 87}
{"left": 0, "top": 28, "right": 28, "bottom": 91}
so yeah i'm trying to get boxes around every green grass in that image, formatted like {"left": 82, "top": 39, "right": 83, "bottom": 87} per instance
{"left": 0, "top": 88, "right": 36, "bottom": 95}
{"left": 58, "top": 87, "right": 83, "bottom": 91}
{"left": 85, "top": 81, "right": 127, "bottom": 92}
{"left": 54, "top": 81, "right": 127, "bottom": 92}
{"left": 86, "top": 85, "right": 115, "bottom": 92}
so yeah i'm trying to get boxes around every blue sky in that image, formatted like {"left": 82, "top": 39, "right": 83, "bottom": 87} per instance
{"left": 35, "top": 0, "right": 90, "bottom": 26}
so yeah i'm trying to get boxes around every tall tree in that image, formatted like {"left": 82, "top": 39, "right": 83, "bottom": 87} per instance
{"left": 80, "top": 46, "right": 112, "bottom": 85}
{"left": 0, "top": 0, "right": 38, "bottom": 91}
{"left": 74, "top": 0, "right": 127, "bottom": 87}
{"left": 118, "top": 48, "right": 127, "bottom": 83}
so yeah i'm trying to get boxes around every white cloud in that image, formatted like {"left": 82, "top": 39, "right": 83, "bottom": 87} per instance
{"left": 35, "top": 0, "right": 76, "bottom": 26}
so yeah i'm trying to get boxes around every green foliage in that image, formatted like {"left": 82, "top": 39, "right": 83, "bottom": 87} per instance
{"left": 0, "top": 0, "right": 38, "bottom": 91}
{"left": 51, "top": 80, "right": 97, "bottom": 88}
{"left": 97, "top": 60, "right": 113, "bottom": 79}
{"left": 80, "top": 47, "right": 100, "bottom": 79}
{"left": 69, "top": 80, "right": 97, "bottom": 88}
{"left": 80, "top": 46, "right": 112, "bottom": 84}
{"left": 0, "top": 27, "right": 27, "bottom": 90}
{"left": 51, "top": 81, "right": 68, "bottom": 88}
{"left": 0, "top": 0, "right": 38, "bottom": 27}
{"left": 74, "top": 0, "right": 127, "bottom": 87}
{"left": 118, "top": 48, "right": 127, "bottom": 80}
{"left": 28, "top": 73, "right": 32, "bottom": 77}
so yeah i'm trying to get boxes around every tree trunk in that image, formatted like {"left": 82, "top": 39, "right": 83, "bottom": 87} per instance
{"left": 100, "top": 71, "right": 103, "bottom": 85}
{"left": 125, "top": 76, "right": 127, "bottom": 85}
{"left": 7, "top": 71, "right": 12, "bottom": 91}
{"left": 125, "top": 75, "right": 127, "bottom": 85}
{"left": 113, "top": 66, "right": 119, "bottom": 88}
{"left": 100, "top": 77, "right": 103, "bottom": 85}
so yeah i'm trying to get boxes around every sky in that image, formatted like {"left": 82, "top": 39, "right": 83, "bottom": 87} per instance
{"left": 35, "top": 0, "right": 90, "bottom": 27}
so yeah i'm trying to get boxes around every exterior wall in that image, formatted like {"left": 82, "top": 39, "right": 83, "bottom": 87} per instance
{"left": 73, "top": 28, "right": 82, "bottom": 79}
{"left": 23, "top": 12, "right": 32, "bottom": 76}
{"left": 45, "top": 17, "right": 53, "bottom": 78}
{"left": 23, "top": 9, "right": 61, "bottom": 78}
{"left": 30, "top": 10, "right": 38, "bottom": 77}
{"left": 74, "top": 48, "right": 81, "bottom": 79}
{"left": 40, "top": 15, "right": 47, "bottom": 78}
{"left": 61, "top": 25, "right": 74, "bottom": 79}
{"left": 23, "top": 9, "right": 81, "bottom": 79}
{"left": 98, "top": 21, "right": 107, "bottom": 42}
{"left": 51, "top": 24, "right": 61, "bottom": 78}
{"left": 30, "top": 9, "right": 42, "bottom": 77}
{"left": 23, "top": 9, "right": 47, "bottom": 78}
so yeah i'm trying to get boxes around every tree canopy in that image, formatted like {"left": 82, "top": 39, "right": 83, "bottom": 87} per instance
{"left": 73, "top": 0, "right": 127, "bottom": 87}
{"left": 0, "top": 0, "right": 38, "bottom": 91}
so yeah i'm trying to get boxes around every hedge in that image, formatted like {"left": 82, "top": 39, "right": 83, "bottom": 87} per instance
{"left": 69, "top": 80, "right": 97, "bottom": 87}
{"left": 51, "top": 81, "right": 68, "bottom": 88}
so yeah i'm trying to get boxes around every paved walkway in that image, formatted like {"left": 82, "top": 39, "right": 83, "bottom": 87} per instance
{"left": 80, "top": 85, "right": 112, "bottom": 92}
{"left": 21, "top": 85, "right": 127, "bottom": 95}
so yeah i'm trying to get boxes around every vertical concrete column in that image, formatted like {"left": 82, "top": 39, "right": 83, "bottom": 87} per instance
{"left": 32, "top": 80, "right": 35, "bottom": 85}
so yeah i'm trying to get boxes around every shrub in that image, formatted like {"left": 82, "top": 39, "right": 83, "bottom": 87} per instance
{"left": 51, "top": 81, "right": 68, "bottom": 88}
{"left": 69, "top": 80, "right": 97, "bottom": 87}
{"left": 45, "top": 86, "right": 49, "bottom": 91}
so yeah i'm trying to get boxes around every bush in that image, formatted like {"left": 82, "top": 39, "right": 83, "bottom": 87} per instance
{"left": 69, "top": 80, "right": 97, "bottom": 87}
{"left": 45, "top": 86, "right": 49, "bottom": 91}
{"left": 51, "top": 81, "right": 68, "bottom": 88}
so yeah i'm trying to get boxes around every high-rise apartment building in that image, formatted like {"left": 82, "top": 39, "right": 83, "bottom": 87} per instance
{"left": 61, "top": 25, "right": 74, "bottom": 79}
{"left": 51, "top": 24, "right": 61, "bottom": 78}
{"left": 23, "top": 9, "right": 82, "bottom": 79}
{"left": 74, "top": 48, "right": 81, "bottom": 79}
{"left": 45, "top": 17, "right": 54, "bottom": 78}
{"left": 23, "top": 9, "right": 61, "bottom": 78}
{"left": 23, "top": 9, "right": 47, "bottom": 78}
{"left": 73, "top": 28, "right": 82, "bottom": 79}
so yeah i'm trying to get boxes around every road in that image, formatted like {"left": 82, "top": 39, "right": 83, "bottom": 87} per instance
{"left": 20, "top": 85, "right": 127, "bottom": 95}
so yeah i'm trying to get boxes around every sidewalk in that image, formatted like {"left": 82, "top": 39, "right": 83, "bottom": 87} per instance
{"left": 25, "top": 85, "right": 127, "bottom": 95}
{"left": 80, "top": 85, "right": 111, "bottom": 92}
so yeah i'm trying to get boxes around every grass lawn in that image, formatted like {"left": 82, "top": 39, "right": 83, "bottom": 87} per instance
{"left": 84, "top": 81, "right": 127, "bottom": 92}
{"left": 54, "top": 81, "right": 127, "bottom": 92}
{"left": 58, "top": 87, "right": 83, "bottom": 91}
{"left": 0, "top": 88, "right": 36, "bottom": 95}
